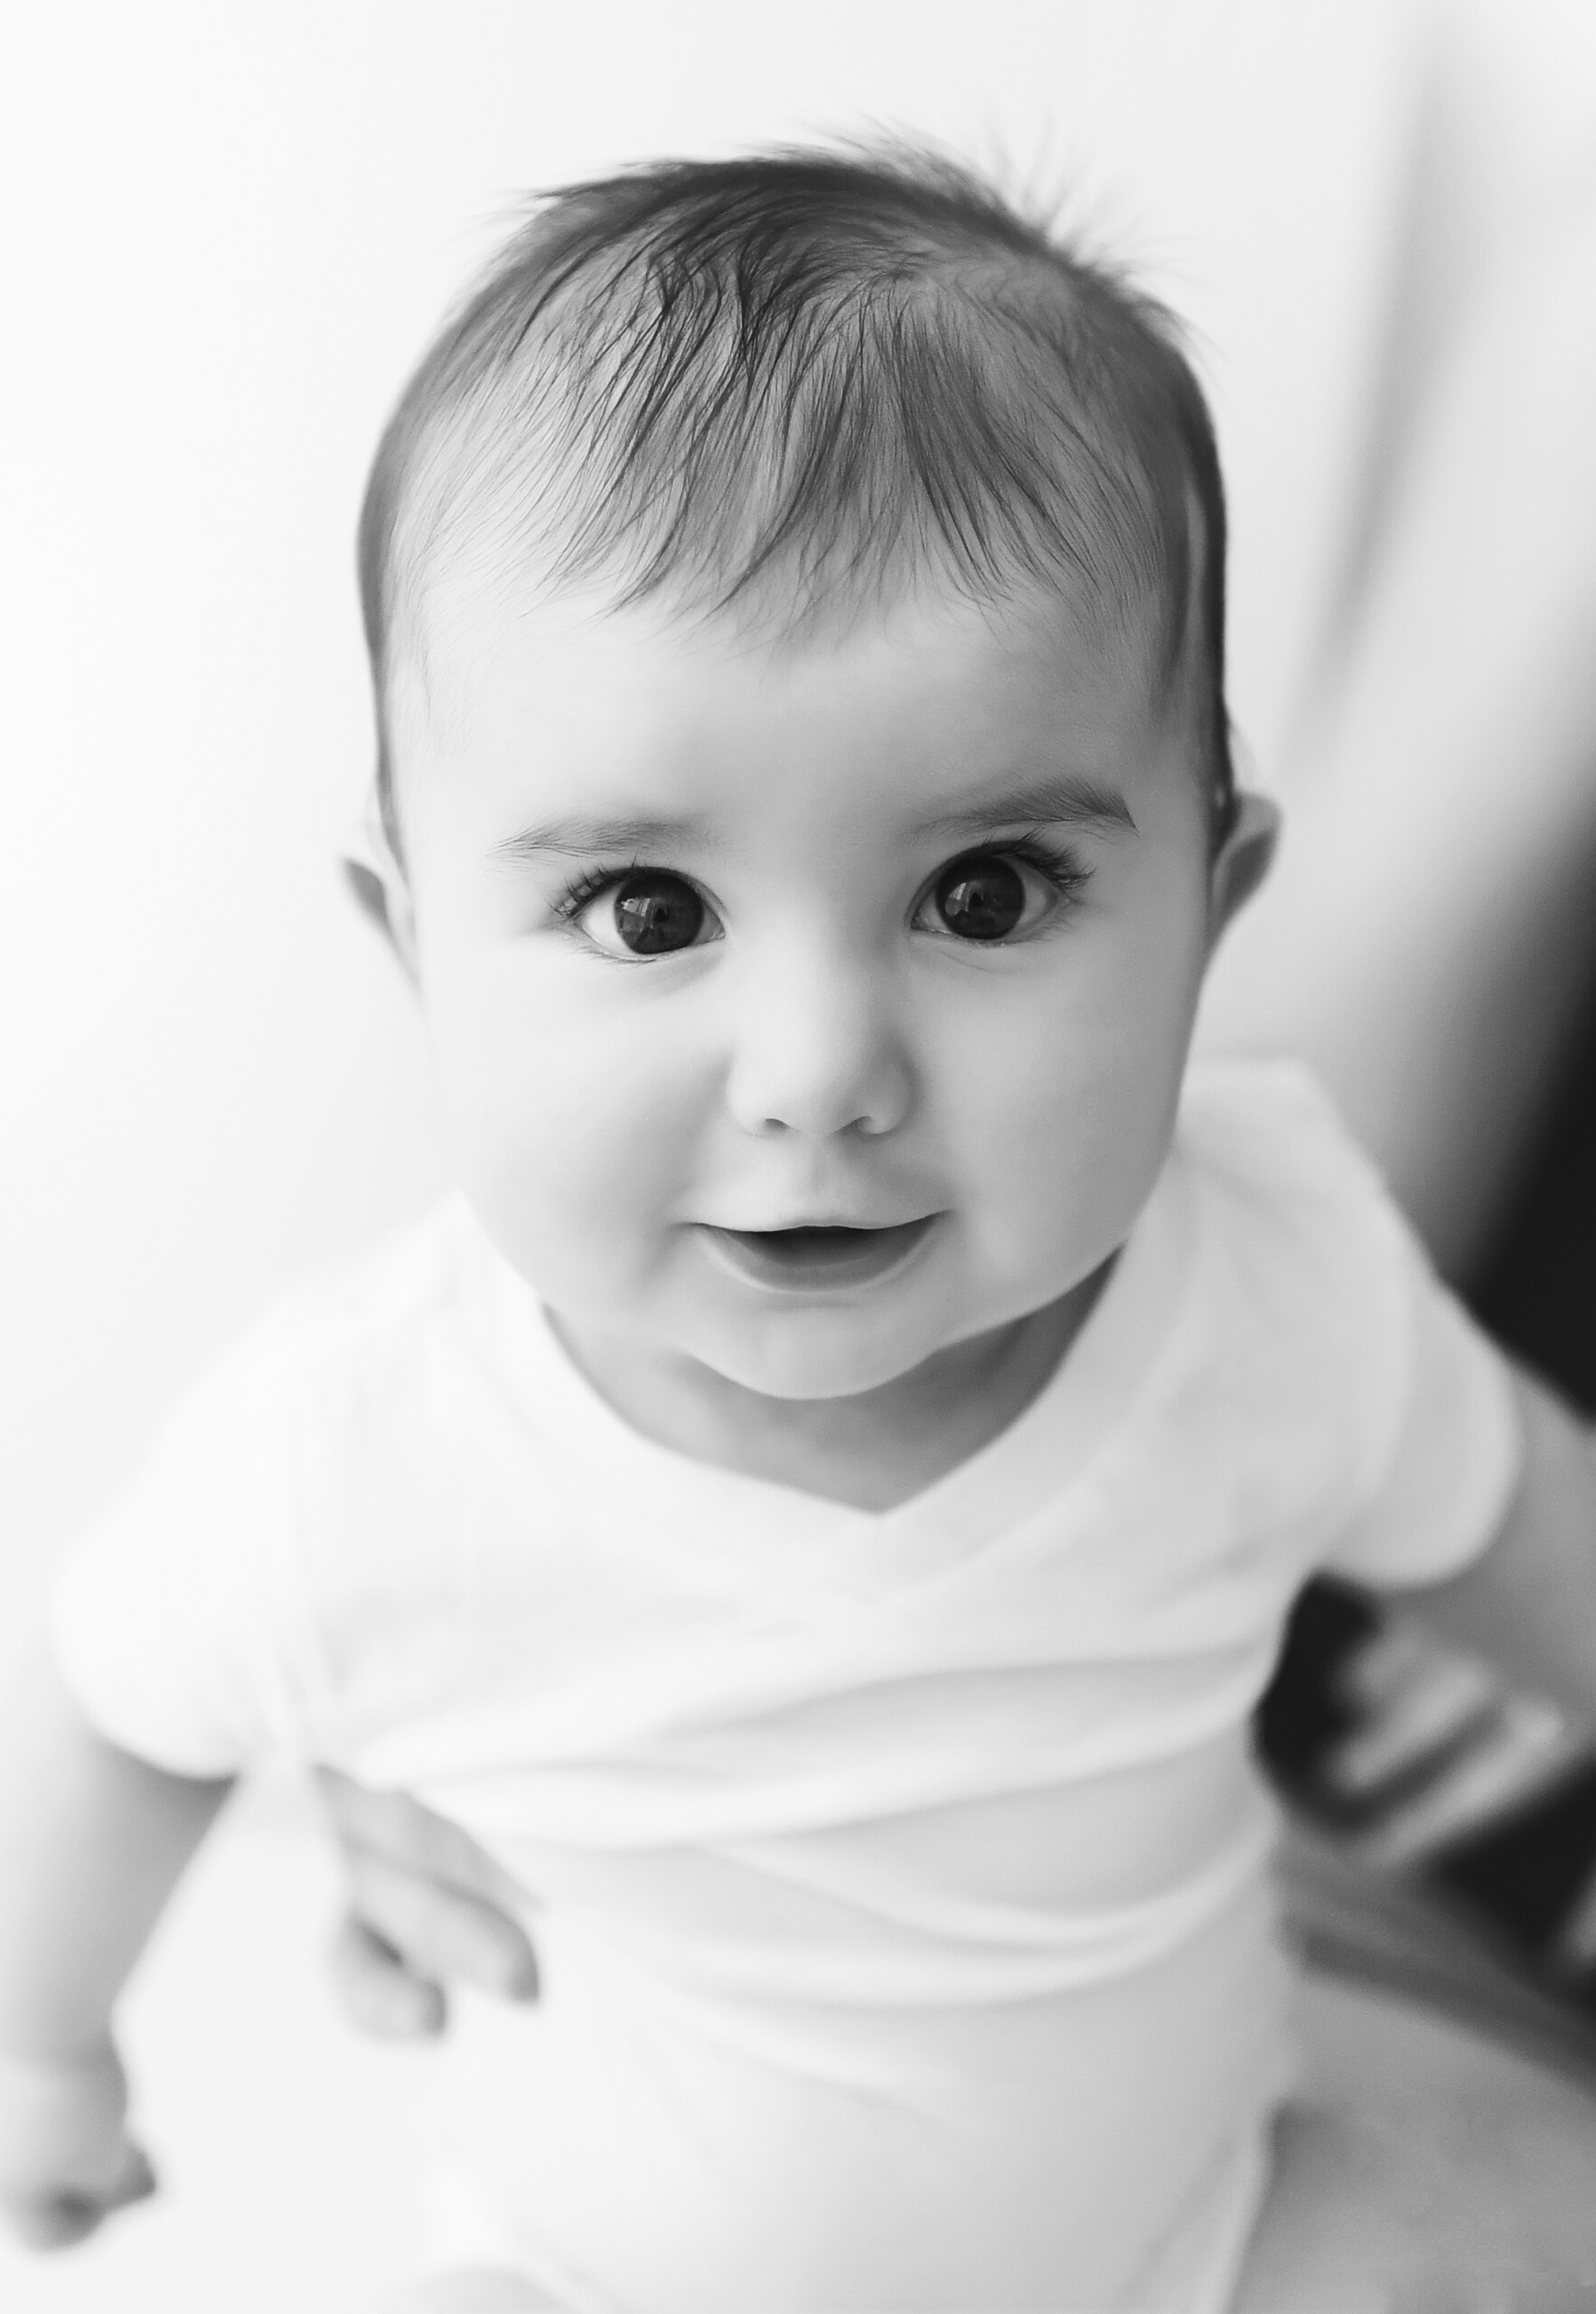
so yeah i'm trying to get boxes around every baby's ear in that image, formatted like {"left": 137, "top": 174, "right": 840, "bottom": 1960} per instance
{"left": 339, "top": 787, "right": 420, "bottom": 984}
{"left": 1206, "top": 790, "right": 1280, "bottom": 951}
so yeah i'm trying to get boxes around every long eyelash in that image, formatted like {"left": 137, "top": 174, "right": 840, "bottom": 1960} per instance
{"left": 549, "top": 859, "right": 647, "bottom": 924}
{"left": 999, "top": 830, "right": 1094, "bottom": 899}
{"left": 552, "top": 840, "right": 1089, "bottom": 933}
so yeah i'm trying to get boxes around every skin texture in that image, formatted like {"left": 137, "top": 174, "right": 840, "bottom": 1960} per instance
{"left": 377, "top": 573, "right": 1275, "bottom": 1510}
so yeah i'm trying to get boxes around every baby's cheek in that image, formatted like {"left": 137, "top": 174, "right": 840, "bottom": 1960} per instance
{"left": 453, "top": 1029, "right": 705, "bottom": 1301}
{"left": 948, "top": 1025, "right": 1179, "bottom": 1277}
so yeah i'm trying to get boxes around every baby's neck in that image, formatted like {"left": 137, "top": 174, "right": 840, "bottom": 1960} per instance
{"left": 552, "top": 1265, "right": 1114, "bottom": 1513}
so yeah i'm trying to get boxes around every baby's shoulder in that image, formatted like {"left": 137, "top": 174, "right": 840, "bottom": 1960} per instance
{"left": 163, "top": 1197, "right": 486, "bottom": 1456}
{"left": 1170, "top": 1059, "right": 1421, "bottom": 1359}
{"left": 1178, "top": 1059, "right": 1402, "bottom": 1251}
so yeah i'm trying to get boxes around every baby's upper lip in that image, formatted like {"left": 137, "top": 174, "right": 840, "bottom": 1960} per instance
{"left": 696, "top": 1213, "right": 936, "bottom": 1235}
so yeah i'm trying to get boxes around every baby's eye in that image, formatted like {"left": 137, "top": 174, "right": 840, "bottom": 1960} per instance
{"left": 912, "top": 848, "right": 1081, "bottom": 944}
{"left": 573, "top": 870, "right": 722, "bottom": 958}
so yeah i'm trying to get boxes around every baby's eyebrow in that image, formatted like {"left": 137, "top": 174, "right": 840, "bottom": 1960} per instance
{"left": 490, "top": 812, "right": 712, "bottom": 862}
{"left": 488, "top": 776, "right": 1131, "bottom": 865}
{"left": 919, "top": 773, "right": 1137, "bottom": 841}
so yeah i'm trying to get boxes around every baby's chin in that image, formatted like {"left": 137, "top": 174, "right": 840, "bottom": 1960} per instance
{"left": 678, "top": 1300, "right": 981, "bottom": 1405}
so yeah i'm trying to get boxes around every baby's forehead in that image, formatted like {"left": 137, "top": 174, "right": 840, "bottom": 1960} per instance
{"left": 416, "top": 516, "right": 1150, "bottom": 671}
{"left": 394, "top": 554, "right": 1197, "bottom": 848}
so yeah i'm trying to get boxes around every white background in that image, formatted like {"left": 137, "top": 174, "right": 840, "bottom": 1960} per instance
{"left": 2, "top": 5, "right": 1593, "bottom": 2306}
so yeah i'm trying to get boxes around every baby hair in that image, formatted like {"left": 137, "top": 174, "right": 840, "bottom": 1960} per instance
{"left": 359, "top": 146, "right": 1235, "bottom": 861}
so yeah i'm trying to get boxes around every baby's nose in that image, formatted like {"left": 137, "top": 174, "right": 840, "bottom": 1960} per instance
{"left": 723, "top": 940, "right": 912, "bottom": 1140}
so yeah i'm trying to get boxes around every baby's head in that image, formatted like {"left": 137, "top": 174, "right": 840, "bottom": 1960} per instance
{"left": 357, "top": 148, "right": 1275, "bottom": 1401}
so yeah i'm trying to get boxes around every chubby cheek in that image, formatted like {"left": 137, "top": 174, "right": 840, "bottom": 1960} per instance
{"left": 933, "top": 919, "right": 1204, "bottom": 1294}
{"left": 987, "top": 1034, "right": 1182, "bottom": 1279}
{"left": 422, "top": 961, "right": 710, "bottom": 1309}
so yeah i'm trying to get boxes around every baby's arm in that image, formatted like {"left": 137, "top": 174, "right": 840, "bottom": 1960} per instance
{"left": 1402, "top": 1369, "right": 1596, "bottom": 1726}
{"left": 0, "top": 1636, "right": 231, "bottom": 2247}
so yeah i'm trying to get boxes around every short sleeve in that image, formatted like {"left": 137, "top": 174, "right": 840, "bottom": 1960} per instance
{"left": 1178, "top": 1061, "right": 1525, "bottom": 1600}
{"left": 47, "top": 1344, "right": 319, "bottom": 1778}
{"left": 1323, "top": 1241, "right": 1523, "bottom": 1592}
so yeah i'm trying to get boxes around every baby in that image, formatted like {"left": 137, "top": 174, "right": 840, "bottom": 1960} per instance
{"left": 4, "top": 146, "right": 1596, "bottom": 2313}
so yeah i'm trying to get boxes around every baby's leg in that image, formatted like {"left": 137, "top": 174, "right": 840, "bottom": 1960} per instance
{"left": 1234, "top": 1973, "right": 1596, "bottom": 2310}
{"left": 377, "top": 2269, "right": 565, "bottom": 2312}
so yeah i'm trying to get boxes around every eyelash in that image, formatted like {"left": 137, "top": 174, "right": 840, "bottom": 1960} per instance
{"left": 549, "top": 835, "right": 1094, "bottom": 946}
{"left": 549, "top": 859, "right": 650, "bottom": 925}
{"left": 973, "top": 833, "right": 1092, "bottom": 912}
{"left": 904, "top": 832, "right": 1094, "bottom": 945}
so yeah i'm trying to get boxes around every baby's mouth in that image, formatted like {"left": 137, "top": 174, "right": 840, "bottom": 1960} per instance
{"left": 696, "top": 1217, "right": 937, "bottom": 1293}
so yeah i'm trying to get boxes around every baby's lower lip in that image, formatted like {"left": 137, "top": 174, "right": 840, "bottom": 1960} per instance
{"left": 695, "top": 1217, "right": 937, "bottom": 1293}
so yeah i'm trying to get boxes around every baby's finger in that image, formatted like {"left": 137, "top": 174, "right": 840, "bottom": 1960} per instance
{"left": 343, "top": 1852, "right": 539, "bottom": 2004}
{"left": 101, "top": 2139, "right": 157, "bottom": 2214}
{"left": 1548, "top": 1850, "right": 1596, "bottom": 1974}
{"left": 1327, "top": 1652, "right": 1504, "bottom": 1793}
{"left": 5, "top": 2190, "right": 108, "bottom": 2251}
{"left": 4, "top": 2145, "right": 154, "bottom": 2253}
{"left": 1333, "top": 1622, "right": 1432, "bottom": 1710}
{"left": 1345, "top": 1697, "right": 1582, "bottom": 1868}
{"left": 330, "top": 1912, "right": 449, "bottom": 2039}
{"left": 316, "top": 1770, "right": 524, "bottom": 1909}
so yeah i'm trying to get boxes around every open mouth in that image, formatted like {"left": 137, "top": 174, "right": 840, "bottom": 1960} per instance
{"left": 696, "top": 1217, "right": 937, "bottom": 1293}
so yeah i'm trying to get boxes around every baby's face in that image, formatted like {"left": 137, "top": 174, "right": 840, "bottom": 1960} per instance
{"left": 389, "top": 573, "right": 1262, "bottom": 1401}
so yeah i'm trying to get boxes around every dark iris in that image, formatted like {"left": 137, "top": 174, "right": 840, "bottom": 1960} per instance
{"left": 933, "top": 853, "right": 1027, "bottom": 941}
{"left": 613, "top": 871, "right": 705, "bottom": 955}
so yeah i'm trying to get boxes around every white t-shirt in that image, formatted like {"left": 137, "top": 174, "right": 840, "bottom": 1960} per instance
{"left": 50, "top": 1062, "right": 1520, "bottom": 2314}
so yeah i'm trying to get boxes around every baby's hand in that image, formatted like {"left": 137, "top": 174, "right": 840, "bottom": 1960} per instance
{"left": 1320, "top": 1619, "right": 1582, "bottom": 1867}
{"left": 0, "top": 2037, "right": 155, "bottom": 2250}
{"left": 317, "top": 1767, "right": 537, "bottom": 2037}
